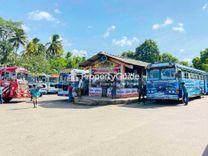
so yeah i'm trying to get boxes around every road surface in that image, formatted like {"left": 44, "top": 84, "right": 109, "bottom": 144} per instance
{"left": 0, "top": 95, "right": 208, "bottom": 156}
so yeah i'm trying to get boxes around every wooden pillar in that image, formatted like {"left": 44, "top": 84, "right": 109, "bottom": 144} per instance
{"left": 120, "top": 65, "right": 125, "bottom": 87}
{"left": 89, "top": 66, "right": 92, "bottom": 87}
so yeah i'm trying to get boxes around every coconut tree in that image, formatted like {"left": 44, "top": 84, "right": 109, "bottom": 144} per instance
{"left": 46, "top": 34, "right": 63, "bottom": 59}
{"left": 9, "top": 28, "right": 27, "bottom": 52}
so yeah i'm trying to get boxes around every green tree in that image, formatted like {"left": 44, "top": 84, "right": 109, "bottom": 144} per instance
{"left": 49, "top": 57, "right": 67, "bottom": 73}
{"left": 192, "top": 57, "right": 202, "bottom": 69}
{"left": 192, "top": 49, "right": 208, "bottom": 71}
{"left": 135, "top": 39, "right": 160, "bottom": 63}
{"left": 179, "top": 61, "right": 189, "bottom": 66}
{"left": 46, "top": 34, "right": 64, "bottom": 59}
{"left": 159, "top": 53, "right": 179, "bottom": 63}
{"left": 23, "top": 38, "right": 46, "bottom": 57}
{"left": 121, "top": 50, "right": 135, "bottom": 59}
{"left": 0, "top": 17, "right": 26, "bottom": 65}
{"left": 9, "top": 28, "right": 27, "bottom": 52}
{"left": 200, "top": 48, "right": 208, "bottom": 64}
{"left": 66, "top": 54, "right": 85, "bottom": 69}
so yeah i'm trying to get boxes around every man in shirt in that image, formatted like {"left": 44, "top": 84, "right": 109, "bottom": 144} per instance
{"left": 181, "top": 82, "right": 188, "bottom": 105}
{"left": 68, "top": 83, "right": 73, "bottom": 102}
{"left": 138, "top": 77, "right": 146, "bottom": 104}
{"left": 30, "top": 85, "right": 39, "bottom": 108}
{"left": 0, "top": 83, "right": 4, "bottom": 104}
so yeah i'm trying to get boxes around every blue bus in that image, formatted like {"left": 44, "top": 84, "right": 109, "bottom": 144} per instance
{"left": 57, "top": 69, "right": 88, "bottom": 96}
{"left": 146, "top": 62, "right": 207, "bottom": 101}
{"left": 206, "top": 75, "right": 208, "bottom": 94}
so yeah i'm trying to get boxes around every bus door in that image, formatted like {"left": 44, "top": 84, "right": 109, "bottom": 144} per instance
{"left": 205, "top": 75, "right": 208, "bottom": 94}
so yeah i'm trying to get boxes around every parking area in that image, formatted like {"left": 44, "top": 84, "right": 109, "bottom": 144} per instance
{"left": 0, "top": 95, "right": 208, "bottom": 156}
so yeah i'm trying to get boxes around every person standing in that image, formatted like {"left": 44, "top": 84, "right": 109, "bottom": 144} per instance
{"left": 138, "top": 77, "right": 145, "bottom": 104}
{"left": 111, "top": 81, "right": 117, "bottom": 99}
{"left": 30, "top": 85, "right": 39, "bottom": 108}
{"left": 78, "top": 77, "right": 83, "bottom": 97}
{"left": 68, "top": 83, "right": 73, "bottom": 103}
{"left": 0, "top": 83, "right": 4, "bottom": 104}
{"left": 181, "top": 82, "right": 188, "bottom": 105}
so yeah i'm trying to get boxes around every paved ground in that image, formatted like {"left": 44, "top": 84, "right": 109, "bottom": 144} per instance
{"left": 0, "top": 95, "right": 208, "bottom": 156}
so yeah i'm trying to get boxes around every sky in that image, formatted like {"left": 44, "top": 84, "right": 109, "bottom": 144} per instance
{"left": 1, "top": 0, "right": 208, "bottom": 62}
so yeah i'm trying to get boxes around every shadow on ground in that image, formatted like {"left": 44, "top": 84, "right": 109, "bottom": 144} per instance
{"left": 38, "top": 99, "right": 98, "bottom": 109}
{"left": 120, "top": 96, "right": 203, "bottom": 109}
{"left": 202, "top": 145, "right": 208, "bottom": 156}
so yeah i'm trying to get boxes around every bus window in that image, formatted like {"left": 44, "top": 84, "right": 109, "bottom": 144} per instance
{"left": 17, "top": 73, "right": 27, "bottom": 80}
{"left": 147, "top": 69, "right": 160, "bottom": 80}
{"left": 161, "top": 68, "right": 175, "bottom": 80}
{"left": 183, "top": 72, "right": 189, "bottom": 79}
{"left": 2, "top": 72, "right": 10, "bottom": 79}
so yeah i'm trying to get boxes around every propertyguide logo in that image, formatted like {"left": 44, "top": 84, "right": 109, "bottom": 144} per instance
{"left": 87, "top": 73, "right": 140, "bottom": 82}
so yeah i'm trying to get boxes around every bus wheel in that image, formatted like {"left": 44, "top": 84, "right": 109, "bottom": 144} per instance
{"left": 3, "top": 98, "right": 12, "bottom": 103}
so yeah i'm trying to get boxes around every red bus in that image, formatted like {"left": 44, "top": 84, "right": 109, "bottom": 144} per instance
{"left": 0, "top": 67, "right": 31, "bottom": 102}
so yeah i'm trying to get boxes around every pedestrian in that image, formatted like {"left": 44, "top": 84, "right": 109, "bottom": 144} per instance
{"left": 0, "top": 83, "right": 4, "bottom": 104}
{"left": 181, "top": 82, "right": 189, "bottom": 105}
{"left": 72, "top": 88, "right": 78, "bottom": 103}
{"left": 78, "top": 77, "right": 83, "bottom": 97}
{"left": 138, "top": 77, "right": 145, "bottom": 104}
{"left": 68, "top": 83, "right": 73, "bottom": 103}
{"left": 111, "top": 81, "right": 117, "bottom": 99}
{"left": 30, "top": 85, "right": 39, "bottom": 108}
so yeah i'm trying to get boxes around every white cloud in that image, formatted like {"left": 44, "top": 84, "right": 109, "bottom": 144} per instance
{"left": 28, "top": 10, "right": 55, "bottom": 21}
{"left": 22, "top": 24, "right": 30, "bottom": 32}
{"left": 62, "top": 38, "right": 72, "bottom": 48}
{"left": 103, "top": 25, "right": 116, "bottom": 38}
{"left": 182, "top": 58, "right": 191, "bottom": 63}
{"left": 152, "top": 24, "right": 160, "bottom": 30}
{"left": 72, "top": 49, "right": 87, "bottom": 57}
{"left": 164, "top": 18, "right": 173, "bottom": 25}
{"left": 172, "top": 23, "right": 185, "bottom": 32}
{"left": 152, "top": 17, "right": 173, "bottom": 30}
{"left": 202, "top": 4, "right": 208, "bottom": 11}
{"left": 87, "top": 26, "right": 93, "bottom": 29}
{"left": 54, "top": 8, "right": 61, "bottom": 14}
{"left": 112, "top": 36, "right": 139, "bottom": 47}
{"left": 179, "top": 49, "right": 185, "bottom": 52}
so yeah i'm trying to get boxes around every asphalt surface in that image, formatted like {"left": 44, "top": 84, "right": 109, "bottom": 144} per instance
{"left": 0, "top": 95, "right": 208, "bottom": 156}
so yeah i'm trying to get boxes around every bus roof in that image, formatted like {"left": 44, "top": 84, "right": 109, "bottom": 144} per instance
{"left": 147, "top": 62, "right": 207, "bottom": 75}
{"left": 0, "top": 66, "right": 28, "bottom": 73}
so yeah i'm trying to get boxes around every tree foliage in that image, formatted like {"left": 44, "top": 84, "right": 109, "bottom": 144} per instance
{"left": 0, "top": 17, "right": 86, "bottom": 75}
{"left": 0, "top": 17, "right": 208, "bottom": 75}
{"left": 159, "top": 53, "right": 179, "bottom": 63}
{"left": 135, "top": 39, "right": 160, "bottom": 63}
{"left": 121, "top": 50, "right": 135, "bottom": 59}
{"left": 192, "top": 49, "right": 208, "bottom": 72}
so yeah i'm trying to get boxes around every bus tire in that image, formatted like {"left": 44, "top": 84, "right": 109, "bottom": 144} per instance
{"left": 3, "top": 98, "right": 12, "bottom": 103}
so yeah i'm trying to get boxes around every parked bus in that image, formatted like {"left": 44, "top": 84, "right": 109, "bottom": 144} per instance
{"left": 58, "top": 69, "right": 88, "bottom": 96}
{"left": 206, "top": 74, "right": 208, "bottom": 94}
{"left": 146, "top": 62, "right": 207, "bottom": 101}
{"left": 0, "top": 67, "right": 30, "bottom": 102}
{"left": 46, "top": 74, "right": 59, "bottom": 94}
{"left": 36, "top": 74, "right": 59, "bottom": 94}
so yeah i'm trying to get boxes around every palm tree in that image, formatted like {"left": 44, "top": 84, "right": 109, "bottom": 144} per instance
{"left": 46, "top": 34, "right": 63, "bottom": 59}
{"left": 9, "top": 28, "right": 27, "bottom": 52}
{"left": 23, "top": 38, "right": 41, "bottom": 57}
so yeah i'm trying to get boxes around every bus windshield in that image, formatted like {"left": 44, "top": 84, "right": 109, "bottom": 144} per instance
{"left": 49, "top": 77, "right": 58, "bottom": 83}
{"left": 161, "top": 68, "right": 175, "bottom": 80}
{"left": 59, "top": 73, "right": 69, "bottom": 82}
{"left": 148, "top": 68, "right": 176, "bottom": 80}
{"left": 147, "top": 69, "right": 160, "bottom": 80}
